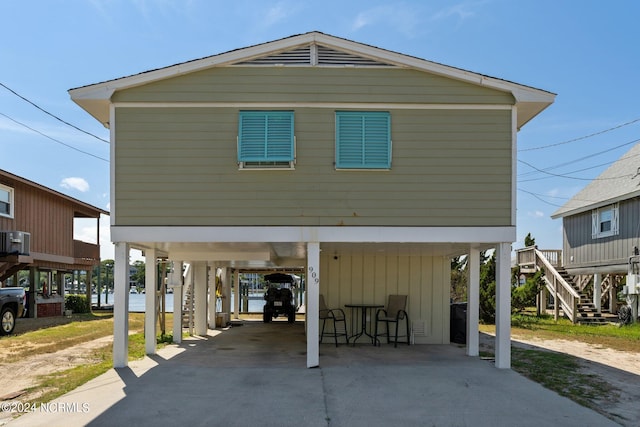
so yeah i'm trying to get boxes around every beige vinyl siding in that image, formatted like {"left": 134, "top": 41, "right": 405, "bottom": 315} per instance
{"left": 320, "top": 252, "right": 450, "bottom": 344}
{"left": 114, "top": 106, "right": 512, "bottom": 226}
{"left": 112, "top": 67, "right": 514, "bottom": 105}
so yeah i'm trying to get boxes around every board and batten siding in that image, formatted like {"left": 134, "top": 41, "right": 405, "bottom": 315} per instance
{"left": 113, "top": 106, "right": 512, "bottom": 227}
{"left": 562, "top": 197, "right": 640, "bottom": 273}
{"left": 0, "top": 179, "right": 75, "bottom": 257}
{"left": 112, "top": 66, "right": 514, "bottom": 106}
{"left": 320, "top": 252, "right": 450, "bottom": 344}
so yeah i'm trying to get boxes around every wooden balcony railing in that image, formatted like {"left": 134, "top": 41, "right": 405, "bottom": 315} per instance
{"left": 74, "top": 240, "right": 100, "bottom": 261}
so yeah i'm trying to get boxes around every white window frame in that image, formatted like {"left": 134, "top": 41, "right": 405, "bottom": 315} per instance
{"left": 0, "top": 183, "right": 14, "bottom": 219}
{"left": 591, "top": 203, "right": 619, "bottom": 239}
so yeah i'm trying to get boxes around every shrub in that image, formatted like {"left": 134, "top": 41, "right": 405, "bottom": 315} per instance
{"left": 65, "top": 294, "right": 91, "bottom": 314}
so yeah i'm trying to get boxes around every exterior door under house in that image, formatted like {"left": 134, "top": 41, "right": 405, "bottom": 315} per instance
{"left": 69, "top": 32, "right": 555, "bottom": 369}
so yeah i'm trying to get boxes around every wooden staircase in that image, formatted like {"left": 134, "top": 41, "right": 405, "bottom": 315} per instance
{"left": 517, "top": 247, "right": 618, "bottom": 324}
{"left": 555, "top": 267, "right": 613, "bottom": 324}
{"left": 0, "top": 254, "right": 33, "bottom": 282}
{"left": 181, "top": 265, "right": 194, "bottom": 332}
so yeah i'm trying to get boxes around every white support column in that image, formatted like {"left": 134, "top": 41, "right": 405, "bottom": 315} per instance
{"left": 113, "top": 242, "right": 130, "bottom": 368}
{"left": 208, "top": 264, "right": 217, "bottom": 329}
{"left": 233, "top": 270, "right": 240, "bottom": 319}
{"left": 222, "top": 268, "right": 231, "bottom": 314}
{"left": 306, "top": 242, "right": 320, "bottom": 368}
{"left": 593, "top": 273, "right": 602, "bottom": 313}
{"left": 193, "top": 261, "right": 208, "bottom": 336}
{"left": 495, "top": 242, "right": 511, "bottom": 369}
{"left": 466, "top": 248, "right": 480, "bottom": 357}
{"left": 171, "top": 261, "right": 183, "bottom": 344}
{"left": 145, "top": 248, "right": 157, "bottom": 355}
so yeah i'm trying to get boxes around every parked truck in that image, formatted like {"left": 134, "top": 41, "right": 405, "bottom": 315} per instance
{"left": 0, "top": 287, "right": 26, "bottom": 335}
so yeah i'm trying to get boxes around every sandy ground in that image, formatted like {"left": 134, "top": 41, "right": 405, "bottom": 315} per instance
{"left": 1, "top": 318, "right": 638, "bottom": 426}
{"left": 480, "top": 332, "right": 640, "bottom": 427}
{"left": 0, "top": 335, "right": 112, "bottom": 401}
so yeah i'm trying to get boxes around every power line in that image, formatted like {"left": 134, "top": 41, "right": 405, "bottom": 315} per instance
{"left": 519, "top": 116, "right": 640, "bottom": 152}
{"left": 517, "top": 188, "right": 599, "bottom": 203}
{"left": 0, "top": 82, "right": 109, "bottom": 144}
{"left": 518, "top": 137, "right": 640, "bottom": 178}
{"left": 519, "top": 151, "right": 640, "bottom": 183}
{"left": 517, "top": 188, "right": 565, "bottom": 207}
{"left": 0, "top": 112, "right": 108, "bottom": 163}
{"left": 518, "top": 159, "right": 633, "bottom": 181}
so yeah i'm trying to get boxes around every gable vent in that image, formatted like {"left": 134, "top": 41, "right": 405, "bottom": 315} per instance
{"left": 238, "top": 46, "right": 312, "bottom": 65}
{"left": 236, "top": 44, "right": 394, "bottom": 67}
{"left": 316, "top": 45, "right": 389, "bottom": 66}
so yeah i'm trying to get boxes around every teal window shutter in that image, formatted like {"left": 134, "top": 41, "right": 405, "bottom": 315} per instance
{"left": 238, "top": 111, "right": 294, "bottom": 162}
{"left": 336, "top": 111, "right": 390, "bottom": 168}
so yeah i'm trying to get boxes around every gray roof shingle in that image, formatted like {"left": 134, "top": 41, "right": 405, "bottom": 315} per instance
{"left": 551, "top": 142, "right": 640, "bottom": 218}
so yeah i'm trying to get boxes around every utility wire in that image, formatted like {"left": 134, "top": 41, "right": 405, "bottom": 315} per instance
{"left": 519, "top": 151, "right": 640, "bottom": 183}
{"left": 518, "top": 159, "right": 633, "bottom": 181}
{"left": 517, "top": 187, "right": 599, "bottom": 203}
{"left": 517, "top": 188, "right": 565, "bottom": 207}
{"left": 0, "top": 82, "right": 109, "bottom": 144}
{"left": 0, "top": 112, "right": 108, "bottom": 163}
{"left": 519, "top": 116, "right": 640, "bottom": 152}
{"left": 518, "top": 137, "right": 640, "bottom": 177}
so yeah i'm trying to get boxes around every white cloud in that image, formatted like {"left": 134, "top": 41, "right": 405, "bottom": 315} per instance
{"left": 431, "top": 3, "right": 476, "bottom": 22}
{"left": 61, "top": 177, "right": 90, "bottom": 192}
{"left": 532, "top": 210, "right": 545, "bottom": 218}
{"left": 352, "top": 4, "right": 420, "bottom": 37}
{"left": 264, "top": 1, "right": 290, "bottom": 27}
{"left": 547, "top": 188, "right": 560, "bottom": 197}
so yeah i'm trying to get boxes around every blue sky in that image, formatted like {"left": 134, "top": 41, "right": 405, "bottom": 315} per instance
{"left": 2, "top": 0, "right": 640, "bottom": 260}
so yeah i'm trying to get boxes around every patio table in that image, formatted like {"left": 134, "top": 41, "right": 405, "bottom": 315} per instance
{"left": 345, "top": 303, "right": 384, "bottom": 345}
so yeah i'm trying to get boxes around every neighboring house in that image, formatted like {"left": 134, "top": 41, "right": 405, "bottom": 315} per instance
{"left": 551, "top": 143, "right": 640, "bottom": 275}
{"left": 0, "top": 169, "right": 107, "bottom": 317}
{"left": 548, "top": 143, "right": 640, "bottom": 320}
{"left": 69, "top": 32, "right": 555, "bottom": 368}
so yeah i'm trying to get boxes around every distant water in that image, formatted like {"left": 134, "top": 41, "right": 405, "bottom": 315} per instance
{"left": 91, "top": 292, "right": 266, "bottom": 313}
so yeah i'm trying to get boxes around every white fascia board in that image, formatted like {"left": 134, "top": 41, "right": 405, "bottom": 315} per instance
{"left": 316, "top": 33, "right": 555, "bottom": 105}
{"left": 70, "top": 31, "right": 554, "bottom": 107}
{"left": 550, "top": 191, "right": 640, "bottom": 219}
{"left": 111, "top": 226, "right": 516, "bottom": 244}
{"left": 69, "top": 34, "right": 317, "bottom": 103}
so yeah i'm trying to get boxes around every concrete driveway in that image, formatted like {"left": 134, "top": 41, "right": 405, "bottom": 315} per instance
{"left": 6, "top": 320, "right": 619, "bottom": 427}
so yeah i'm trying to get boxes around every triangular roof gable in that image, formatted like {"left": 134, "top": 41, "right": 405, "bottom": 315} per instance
{"left": 551, "top": 143, "right": 640, "bottom": 219}
{"left": 69, "top": 31, "right": 555, "bottom": 129}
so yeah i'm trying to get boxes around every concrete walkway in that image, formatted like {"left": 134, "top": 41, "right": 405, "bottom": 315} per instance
{"left": 5, "top": 321, "right": 619, "bottom": 427}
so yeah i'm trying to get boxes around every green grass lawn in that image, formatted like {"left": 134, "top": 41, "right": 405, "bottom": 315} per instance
{"left": 480, "top": 312, "right": 640, "bottom": 353}
{"left": 479, "top": 311, "right": 639, "bottom": 420}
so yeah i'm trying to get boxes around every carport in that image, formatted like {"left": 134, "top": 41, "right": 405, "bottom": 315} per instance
{"left": 5, "top": 316, "right": 618, "bottom": 426}
{"left": 109, "top": 226, "right": 513, "bottom": 370}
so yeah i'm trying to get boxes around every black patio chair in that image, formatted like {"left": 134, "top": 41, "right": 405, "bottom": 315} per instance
{"left": 319, "top": 294, "right": 349, "bottom": 347}
{"left": 374, "top": 295, "right": 410, "bottom": 347}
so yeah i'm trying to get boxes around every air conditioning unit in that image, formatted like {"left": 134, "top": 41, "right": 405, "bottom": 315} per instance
{"left": 0, "top": 231, "right": 31, "bottom": 256}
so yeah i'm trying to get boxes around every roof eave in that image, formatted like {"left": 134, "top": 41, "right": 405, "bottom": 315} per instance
{"left": 69, "top": 31, "right": 555, "bottom": 129}
{"left": 551, "top": 190, "right": 640, "bottom": 219}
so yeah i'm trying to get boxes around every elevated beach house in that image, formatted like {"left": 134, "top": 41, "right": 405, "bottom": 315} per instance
{"left": 0, "top": 169, "right": 106, "bottom": 317}
{"left": 549, "top": 143, "right": 640, "bottom": 322}
{"left": 69, "top": 32, "right": 555, "bottom": 368}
